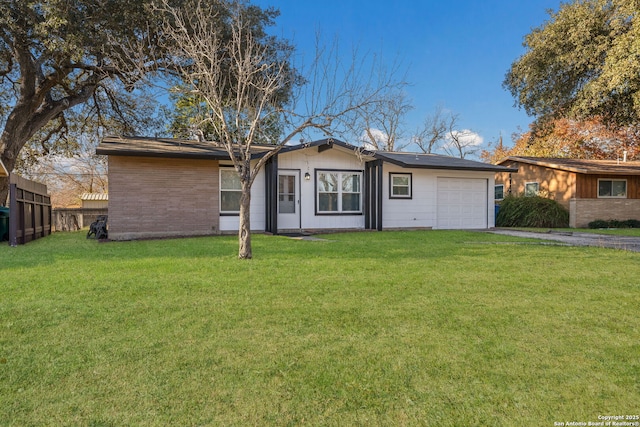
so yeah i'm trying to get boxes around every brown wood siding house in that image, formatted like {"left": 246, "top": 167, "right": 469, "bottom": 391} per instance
{"left": 496, "top": 157, "right": 640, "bottom": 228}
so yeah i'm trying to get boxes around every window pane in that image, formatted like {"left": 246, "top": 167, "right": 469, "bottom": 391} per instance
{"left": 221, "top": 169, "right": 241, "bottom": 190}
{"left": 342, "top": 194, "right": 360, "bottom": 211}
{"left": 495, "top": 185, "right": 504, "bottom": 199}
{"left": 598, "top": 181, "right": 612, "bottom": 197}
{"left": 318, "top": 173, "right": 338, "bottom": 192}
{"left": 319, "top": 193, "right": 338, "bottom": 211}
{"left": 612, "top": 181, "right": 626, "bottom": 197}
{"left": 525, "top": 183, "right": 538, "bottom": 196}
{"left": 393, "top": 176, "right": 409, "bottom": 186}
{"left": 279, "top": 195, "right": 295, "bottom": 214}
{"left": 221, "top": 191, "right": 241, "bottom": 211}
{"left": 393, "top": 186, "right": 409, "bottom": 196}
{"left": 342, "top": 174, "right": 360, "bottom": 192}
{"left": 279, "top": 175, "right": 294, "bottom": 193}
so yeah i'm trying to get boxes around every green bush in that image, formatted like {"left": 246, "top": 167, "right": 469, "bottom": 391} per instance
{"left": 588, "top": 219, "right": 640, "bottom": 229}
{"left": 496, "top": 195, "right": 569, "bottom": 228}
{"left": 588, "top": 219, "right": 610, "bottom": 229}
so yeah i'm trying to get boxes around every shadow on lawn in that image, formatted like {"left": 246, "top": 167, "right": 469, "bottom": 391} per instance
{"left": 1, "top": 229, "right": 489, "bottom": 271}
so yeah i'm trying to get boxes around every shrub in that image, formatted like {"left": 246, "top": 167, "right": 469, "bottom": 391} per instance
{"left": 588, "top": 219, "right": 610, "bottom": 229}
{"left": 496, "top": 195, "right": 569, "bottom": 228}
{"left": 588, "top": 219, "right": 640, "bottom": 229}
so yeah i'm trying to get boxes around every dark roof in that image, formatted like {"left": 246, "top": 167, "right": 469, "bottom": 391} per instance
{"left": 500, "top": 156, "right": 640, "bottom": 175}
{"left": 279, "top": 138, "right": 374, "bottom": 155}
{"left": 96, "top": 136, "right": 275, "bottom": 160}
{"left": 375, "top": 151, "right": 517, "bottom": 172}
{"left": 96, "top": 136, "right": 515, "bottom": 172}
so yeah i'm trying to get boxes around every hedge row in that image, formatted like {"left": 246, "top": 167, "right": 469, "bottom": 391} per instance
{"left": 588, "top": 219, "right": 640, "bottom": 229}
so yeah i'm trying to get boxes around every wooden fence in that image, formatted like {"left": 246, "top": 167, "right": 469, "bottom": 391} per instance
{"left": 53, "top": 207, "right": 108, "bottom": 232}
{"left": 8, "top": 174, "right": 52, "bottom": 246}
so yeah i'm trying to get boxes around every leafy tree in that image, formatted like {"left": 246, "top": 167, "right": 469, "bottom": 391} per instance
{"left": 481, "top": 117, "right": 640, "bottom": 163}
{"left": 504, "top": 0, "right": 640, "bottom": 128}
{"left": 0, "top": 0, "right": 278, "bottom": 204}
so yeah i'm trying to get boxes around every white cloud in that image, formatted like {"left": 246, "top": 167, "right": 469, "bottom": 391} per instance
{"left": 360, "top": 128, "right": 393, "bottom": 150}
{"left": 448, "top": 129, "right": 483, "bottom": 146}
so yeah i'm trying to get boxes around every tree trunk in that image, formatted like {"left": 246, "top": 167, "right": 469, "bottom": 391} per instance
{"left": 0, "top": 176, "right": 8, "bottom": 207}
{"left": 0, "top": 149, "right": 16, "bottom": 206}
{"left": 238, "top": 183, "right": 252, "bottom": 259}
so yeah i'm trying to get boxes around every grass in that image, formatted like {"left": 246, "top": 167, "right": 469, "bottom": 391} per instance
{"left": 1, "top": 231, "right": 639, "bottom": 426}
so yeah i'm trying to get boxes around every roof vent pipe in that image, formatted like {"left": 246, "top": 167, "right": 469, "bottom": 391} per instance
{"left": 623, "top": 150, "right": 628, "bottom": 162}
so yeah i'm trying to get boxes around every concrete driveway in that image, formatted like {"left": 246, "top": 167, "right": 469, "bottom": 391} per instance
{"left": 487, "top": 229, "right": 640, "bottom": 252}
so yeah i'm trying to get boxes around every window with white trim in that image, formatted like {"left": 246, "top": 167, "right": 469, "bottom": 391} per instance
{"left": 495, "top": 184, "right": 504, "bottom": 200}
{"left": 220, "top": 168, "right": 241, "bottom": 214}
{"left": 317, "top": 170, "right": 362, "bottom": 214}
{"left": 598, "top": 179, "right": 627, "bottom": 198}
{"left": 390, "top": 173, "right": 412, "bottom": 199}
{"left": 524, "top": 182, "right": 539, "bottom": 197}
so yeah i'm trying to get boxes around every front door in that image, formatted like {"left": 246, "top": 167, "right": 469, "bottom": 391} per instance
{"left": 277, "top": 171, "right": 300, "bottom": 230}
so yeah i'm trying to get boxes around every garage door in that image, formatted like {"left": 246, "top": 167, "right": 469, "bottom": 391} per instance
{"left": 437, "top": 178, "right": 488, "bottom": 229}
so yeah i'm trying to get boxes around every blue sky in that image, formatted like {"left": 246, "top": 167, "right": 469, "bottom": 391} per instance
{"left": 253, "top": 0, "right": 564, "bottom": 154}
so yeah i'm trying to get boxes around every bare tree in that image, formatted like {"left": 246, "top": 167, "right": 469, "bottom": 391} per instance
{"left": 352, "top": 90, "right": 413, "bottom": 151}
{"left": 413, "top": 105, "right": 454, "bottom": 154}
{"left": 155, "top": 0, "right": 401, "bottom": 259}
{"left": 27, "top": 151, "right": 107, "bottom": 208}
{"left": 442, "top": 128, "right": 482, "bottom": 159}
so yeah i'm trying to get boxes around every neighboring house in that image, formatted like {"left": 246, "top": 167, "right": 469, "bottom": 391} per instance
{"left": 96, "top": 136, "right": 515, "bottom": 240}
{"left": 80, "top": 193, "right": 109, "bottom": 209}
{"left": 495, "top": 156, "right": 640, "bottom": 228}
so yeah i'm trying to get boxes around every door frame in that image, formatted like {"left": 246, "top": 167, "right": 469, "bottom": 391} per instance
{"left": 277, "top": 169, "right": 301, "bottom": 231}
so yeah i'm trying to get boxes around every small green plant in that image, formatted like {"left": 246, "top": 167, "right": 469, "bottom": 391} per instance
{"left": 588, "top": 218, "right": 640, "bottom": 229}
{"left": 496, "top": 194, "right": 569, "bottom": 228}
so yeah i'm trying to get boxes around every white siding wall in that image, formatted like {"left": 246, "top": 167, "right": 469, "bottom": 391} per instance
{"left": 382, "top": 164, "right": 496, "bottom": 229}
{"left": 278, "top": 148, "right": 367, "bottom": 230}
{"left": 219, "top": 161, "right": 267, "bottom": 232}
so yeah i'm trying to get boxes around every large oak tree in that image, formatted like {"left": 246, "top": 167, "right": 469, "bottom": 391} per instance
{"left": 0, "top": 0, "right": 280, "bottom": 204}
{"left": 504, "top": 0, "right": 640, "bottom": 128}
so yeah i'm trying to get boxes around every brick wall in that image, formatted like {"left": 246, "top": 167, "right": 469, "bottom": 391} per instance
{"left": 108, "top": 156, "right": 219, "bottom": 240}
{"left": 570, "top": 198, "right": 640, "bottom": 228}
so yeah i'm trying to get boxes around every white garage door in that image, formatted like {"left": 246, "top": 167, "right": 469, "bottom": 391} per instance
{"left": 437, "top": 178, "right": 488, "bottom": 229}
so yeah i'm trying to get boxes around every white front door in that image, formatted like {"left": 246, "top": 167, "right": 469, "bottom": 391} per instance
{"left": 278, "top": 171, "right": 300, "bottom": 230}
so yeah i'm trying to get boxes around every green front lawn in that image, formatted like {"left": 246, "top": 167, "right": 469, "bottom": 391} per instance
{"left": 1, "top": 231, "right": 638, "bottom": 426}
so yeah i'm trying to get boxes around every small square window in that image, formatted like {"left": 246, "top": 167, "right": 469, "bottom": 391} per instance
{"left": 389, "top": 173, "right": 412, "bottom": 199}
{"left": 524, "top": 182, "right": 539, "bottom": 197}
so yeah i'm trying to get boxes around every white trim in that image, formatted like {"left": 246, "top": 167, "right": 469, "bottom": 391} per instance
{"left": 316, "top": 170, "right": 363, "bottom": 214}
{"left": 219, "top": 167, "right": 242, "bottom": 214}
{"left": 390, "top": 172, "right": 412, "bottom": 199}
